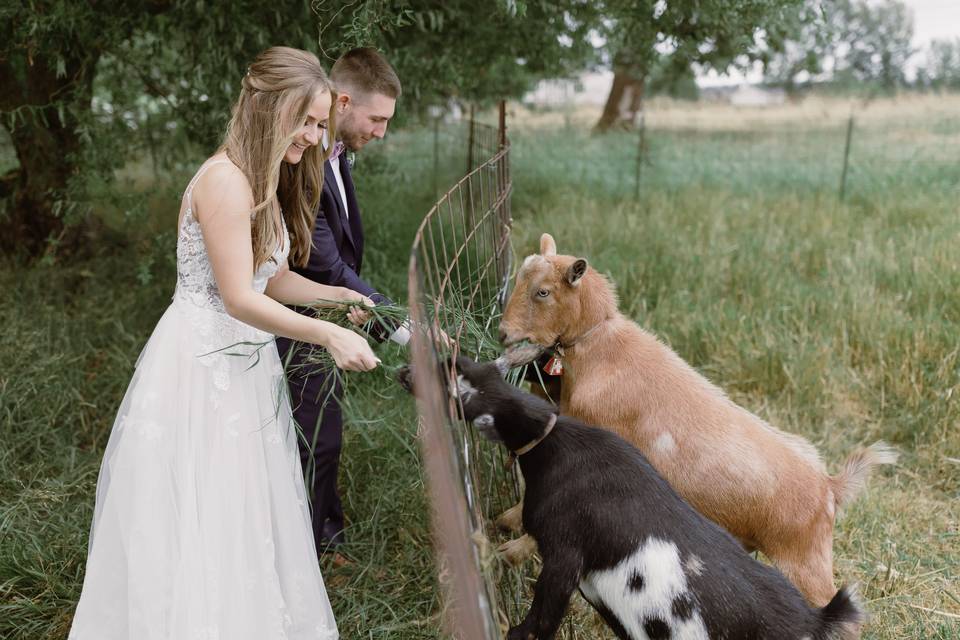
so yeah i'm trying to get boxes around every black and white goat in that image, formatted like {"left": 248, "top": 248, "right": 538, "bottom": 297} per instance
{"left": 401, "top": 355, "right": 863, "bottom": 640}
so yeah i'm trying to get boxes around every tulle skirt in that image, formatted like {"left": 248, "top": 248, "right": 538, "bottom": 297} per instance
{"left": 69, "top": 298, "right": 338, "bottom": 640}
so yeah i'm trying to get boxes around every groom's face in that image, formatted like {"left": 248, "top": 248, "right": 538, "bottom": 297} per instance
{"left": 336, "top": 91, "right": 396, "bottom": 152}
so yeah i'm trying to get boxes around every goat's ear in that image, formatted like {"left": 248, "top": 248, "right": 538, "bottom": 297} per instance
{"left": 566, "top": 258, "right": 588, "bottom": 286}
{"left": 540, "top": 233, "right": 557, "bottom": 257}
{"left": 473, "top": 414, "right": 495, "bottom": 429}
{"left": 473, "top": 413, "right": 502, "bottom": 442}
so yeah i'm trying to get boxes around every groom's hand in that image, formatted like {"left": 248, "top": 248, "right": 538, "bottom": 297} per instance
{"left": 347, "top": 296, "right": 375, "bottom": 326}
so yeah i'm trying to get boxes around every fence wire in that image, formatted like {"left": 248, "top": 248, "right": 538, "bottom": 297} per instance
{"left": 513, "top": 112, "right": 960, "bottom": 202}
{"left": 407, "top": 105, "right": 527, "bottom": 640}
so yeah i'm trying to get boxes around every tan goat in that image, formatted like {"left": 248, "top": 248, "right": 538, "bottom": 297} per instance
{"left": 498, "top": 232, "right": 896, "bottom": 607}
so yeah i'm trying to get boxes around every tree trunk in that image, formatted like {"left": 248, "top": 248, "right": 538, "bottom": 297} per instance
{"left": 594, "top": 66, "right": 646, "bottom": 133}
{"left": 0, "top": 53, "right": 99, "bottom": 259}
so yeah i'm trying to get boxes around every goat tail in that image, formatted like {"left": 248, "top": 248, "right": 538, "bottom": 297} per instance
{"left": 830, "top": 441, "right": 898, "bottom": 513}
{"left": 815, "top": 585, "right": 865, "bottom": 640}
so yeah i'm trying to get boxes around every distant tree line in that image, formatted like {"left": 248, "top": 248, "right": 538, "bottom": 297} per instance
{"left": 914, "top": 38, "right": 960, "bottom": 92}
{"left": 764, "top": 0, "right": 960, "bottom": 95}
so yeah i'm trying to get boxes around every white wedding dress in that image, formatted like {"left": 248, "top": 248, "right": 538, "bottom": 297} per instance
{"left": 69, "top": 160, "right": 338, "bottom": 640}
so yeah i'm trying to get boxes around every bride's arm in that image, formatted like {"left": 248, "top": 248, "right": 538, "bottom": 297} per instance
{"left": 266, "top": 265, "right": 373, "bottom": 327}
{"left": 264, "top": 263, "right": 370, "bottom": 308}
{"left": 194, "top": 164, "right": 378, "bottom": 371}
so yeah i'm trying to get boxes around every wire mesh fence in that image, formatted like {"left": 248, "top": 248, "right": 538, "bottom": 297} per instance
{"left": 511, "top": 106, "right": 959, "bottom": 203}
{"left": 406, "top": 103, "right": 528, "bottom": 640}
{"left": 626, "top": 114, "right": 960, "bottom": 200}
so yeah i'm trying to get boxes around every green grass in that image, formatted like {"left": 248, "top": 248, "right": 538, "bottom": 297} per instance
{"left": 1, "top": 99, "right": 958, "bottom": 639}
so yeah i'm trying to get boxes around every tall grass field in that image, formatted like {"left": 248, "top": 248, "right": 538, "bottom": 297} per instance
{"left": 1, "top": 95, "right": 958, "bottom": 639}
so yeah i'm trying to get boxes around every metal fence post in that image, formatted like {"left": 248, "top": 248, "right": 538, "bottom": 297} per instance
{"left": 498, "top": 100, "right": 506, "bottom": 150}
{"left": 635, "top": 110, "right": 647, "bottom": 200}
{"left": 433, "top": 114, "right": 440, "bottom": 197}
{"left": 839, "top": 113, "right": 855, "bottom": 202}
{"left": 467, "top": 104, "right": 476, "bottom": 175}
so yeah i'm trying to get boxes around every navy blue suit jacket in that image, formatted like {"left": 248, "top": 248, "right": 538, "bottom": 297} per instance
{"left": 292, "top": 156, "right": 392, "bottom": 307}
{"left": 283, "top": 156, "right": 395, "bottom": 344}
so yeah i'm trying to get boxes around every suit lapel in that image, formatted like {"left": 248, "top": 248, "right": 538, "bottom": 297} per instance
{"left": 324, "top": 159, "right": 357, "bottom": 253}
{"left": 339, "top": 158, "right": 364, "bottom": 263}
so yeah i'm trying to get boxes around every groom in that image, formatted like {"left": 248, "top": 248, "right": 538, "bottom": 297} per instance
{"left": 276, "top": 47, "right": 407, "bottom": 555}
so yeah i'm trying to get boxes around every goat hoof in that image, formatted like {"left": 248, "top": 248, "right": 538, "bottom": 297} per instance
{"left": 495, "top": 504, "right": 524, "bottom": 533}
{"left": 498, "top": 535, "right": 537, "bottom": 566}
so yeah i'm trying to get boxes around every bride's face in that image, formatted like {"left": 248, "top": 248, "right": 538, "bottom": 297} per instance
{"left": 284, "top": 88, "right": 331, "bottom": 165}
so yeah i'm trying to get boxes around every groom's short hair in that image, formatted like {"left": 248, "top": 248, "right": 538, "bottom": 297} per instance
{"left": 331, "top": 48, "right": 402, "bottom": 100}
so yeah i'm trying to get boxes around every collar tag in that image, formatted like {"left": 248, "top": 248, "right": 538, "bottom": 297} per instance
{"left": 544, "top": 355, "right": 564, "bottom": 376}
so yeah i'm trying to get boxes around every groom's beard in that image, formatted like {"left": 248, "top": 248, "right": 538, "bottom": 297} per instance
{"left": 337, "top": 118, "right": 366, "bottom": 152}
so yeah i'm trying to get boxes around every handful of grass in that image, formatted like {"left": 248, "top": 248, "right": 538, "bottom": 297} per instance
{"left": 290, "top": 298, "right": 411, "bottom": 377}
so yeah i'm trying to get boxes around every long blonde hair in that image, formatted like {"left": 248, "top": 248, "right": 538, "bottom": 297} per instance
{"left": 221, "top": 46, "right": 336, "bottom": 269}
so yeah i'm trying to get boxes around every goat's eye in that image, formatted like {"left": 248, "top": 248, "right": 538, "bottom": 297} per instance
{"left": 536, "top": 288, "right": 550, "bottom": 298}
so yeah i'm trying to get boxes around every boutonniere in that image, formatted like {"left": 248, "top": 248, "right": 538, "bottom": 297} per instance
{"left": 346, "top": 151, "right": 356, "bottom": 168}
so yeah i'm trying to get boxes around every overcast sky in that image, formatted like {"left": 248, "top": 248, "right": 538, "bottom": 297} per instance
{"left": 698, "top": 0, "right": 960, "bottom": 86}
{"left": 909, "top": 0, "right": 960, "bottom": 45}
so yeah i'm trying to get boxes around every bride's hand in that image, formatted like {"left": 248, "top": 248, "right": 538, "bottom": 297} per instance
{"left": 325, "top": 326, "right": 379, "bottom": 372}
{"left": 345, "top": 292, "right": 375, "bottom": 326}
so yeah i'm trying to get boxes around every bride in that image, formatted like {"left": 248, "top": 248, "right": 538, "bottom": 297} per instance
{"left": 67, "top": 47, "right": 377, "bottom": 639}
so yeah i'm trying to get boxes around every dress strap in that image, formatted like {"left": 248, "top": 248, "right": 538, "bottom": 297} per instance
{"left": 184, "top": 159, "right": 236, "bottom": 210}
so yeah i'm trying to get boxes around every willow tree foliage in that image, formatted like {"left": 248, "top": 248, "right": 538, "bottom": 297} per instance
{"left": 593, "top": 0, "right": 805, "bottom": 131}
{"left": 1, "top": 0, "right": 804, "bottom": 257}
{"left": 316, "top": 1, "right": 600, "bottom": 110}
{"left": 1, "top": 1, "right": 327, "bottom": 257}
{"left": 0, "top": 0, "right": 597, "bottom": 259}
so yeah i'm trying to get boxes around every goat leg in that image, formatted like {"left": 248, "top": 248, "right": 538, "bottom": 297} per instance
{"left": 498, "top": 533, "right": 538, "bottom": 566}
{"left": 496, "top": 501, "right": 524, "bottom": 533}
{"left": 508, "top": 549, "right": 581, "bottom": 640}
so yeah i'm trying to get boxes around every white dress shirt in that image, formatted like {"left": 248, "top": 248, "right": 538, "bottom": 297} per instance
{"left": 329, "top": 154, "right": 349, "bottom": 219}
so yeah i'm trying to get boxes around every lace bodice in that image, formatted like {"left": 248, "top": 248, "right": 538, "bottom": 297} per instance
{"left": 171, "top": 161, "right": 289, "bottom": 391}
{"left": 174, "top": 160, "right": 288, "bottom": 314}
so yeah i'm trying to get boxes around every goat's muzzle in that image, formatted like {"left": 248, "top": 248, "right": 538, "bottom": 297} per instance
{"left": 500, "top": 341, "right": 547, "bottom": 369}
